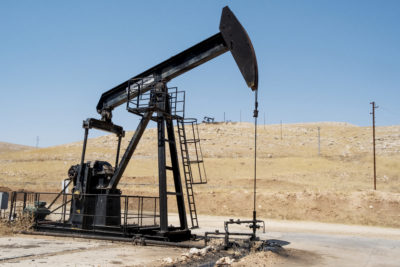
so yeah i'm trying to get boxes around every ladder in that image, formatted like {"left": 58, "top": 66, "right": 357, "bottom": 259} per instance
{"left": 177, "top": 119, "right": 199, "bottom": 228}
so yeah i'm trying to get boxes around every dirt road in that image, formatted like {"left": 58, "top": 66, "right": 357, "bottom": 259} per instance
{"left": 193, "top": 215, "right": 400, "bottom": 266}
{"left": 1, "top": 215, "right": 399, "bottom": 266}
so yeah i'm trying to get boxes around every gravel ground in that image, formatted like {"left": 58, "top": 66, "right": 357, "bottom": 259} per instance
{"left": 1, "top": 215, "right": 399, "bottom": 266}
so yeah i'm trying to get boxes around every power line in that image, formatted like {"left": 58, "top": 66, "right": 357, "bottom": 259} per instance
{"left": 379, "top": 106, "right": 400, "bottom": 119}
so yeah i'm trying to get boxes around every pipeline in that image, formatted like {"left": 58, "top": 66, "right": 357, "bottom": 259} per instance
{"left": 20, "top": 231, "right": 204, "bottom": 249}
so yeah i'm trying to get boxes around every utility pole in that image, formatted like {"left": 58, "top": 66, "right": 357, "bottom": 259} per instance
{"left": 317, "top": 127, "right": 320, "bottom": 156}
{"left": 36, "top": 136, "right": 39, "bottom": 148}
{"left": 224, "top": 112, "right": 226, "bottom": 123}
{"left": 280, "top": 120, "right": 283, "bottom": 140}
{"left": 264, "top": 112, "right": 266, "bottom": 129}
{"left": 240, "top": 110, "right": 242, "bottom": 123}
{"left": 370, "top": 101, "right": 378, "bottom": 190}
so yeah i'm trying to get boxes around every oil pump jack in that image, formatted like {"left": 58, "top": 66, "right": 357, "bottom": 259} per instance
{"left": 26, "top": 6, "right": 258, "bottom": 242}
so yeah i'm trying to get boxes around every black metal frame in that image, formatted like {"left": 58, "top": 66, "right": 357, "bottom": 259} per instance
{"left": 7, "top": 191, "right": 187, "bottom": 239}
{"left": 178, "top": 118, "right": 207, "bottom": 185}
{"left": 96, "top": 6, "right": 258, "bottom": 121}
{"left": 9, "top": 6, "right": 259, "bottom": 243}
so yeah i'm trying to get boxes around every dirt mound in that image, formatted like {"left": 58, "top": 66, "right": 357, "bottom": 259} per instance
{"left": 0, "top": 186, "right": 11, "bottom": 192}
{"left": 233, "top": 248, "right": 323, "bottom": 266}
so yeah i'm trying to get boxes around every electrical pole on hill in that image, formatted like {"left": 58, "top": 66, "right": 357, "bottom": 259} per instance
{"left": 263, "top": 112, "right": 266, "bottom": 129}
{"left": 36, "top": 136, "right": 39, "bottom": 149}
{"left": 318, "top": 127, "right": 321, "bottom": 156}
{"left": 370, "top": 101, "right": 378, "bottom": 190}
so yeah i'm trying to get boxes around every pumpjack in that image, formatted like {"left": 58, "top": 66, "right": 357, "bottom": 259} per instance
{"left": 15, "top": 6, "right": 258, "bottom": 242}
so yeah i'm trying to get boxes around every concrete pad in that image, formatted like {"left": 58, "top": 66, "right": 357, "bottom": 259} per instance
{"left": 0, "top": 235, "right": 185, "bottom": 266}
{"left": 0, "top": 236, "right": 100, "bottom": 262}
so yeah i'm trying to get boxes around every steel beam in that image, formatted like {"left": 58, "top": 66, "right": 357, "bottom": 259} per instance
{"left": 107, "top": 111, "right": 153, "bottom": 189}
{"left": 96, "top": 6, "right": 258, "bottom": 116}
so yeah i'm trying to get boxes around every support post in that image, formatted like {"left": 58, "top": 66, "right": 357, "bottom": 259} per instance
{"left": 158, "top": 116, "right": 168, "bottom": 232}
{"left": 107, "top": 111, "right": 153, "bottom": 189}
{"left": 80, "top": 128, "right": 89, "bottom": 166}
{"left": 166, "top": 117, "right": 188, "bottom": 230}
{"left": 8, "top": 191, "right": 15, "bottom": 221}
{"left": 115, "top": 136, "right": 122, "bottom": 168}
{"left": 263, "top": 112, "right": 265, "bottom": 129}
{"left": 370, "top": 101, "right": 378, "bottom": 190}
{"left": 76, "top": 128, "right": 89, "bottom": 189}
{"left": 156, "top": 84, "right": 168, "bottom": 232}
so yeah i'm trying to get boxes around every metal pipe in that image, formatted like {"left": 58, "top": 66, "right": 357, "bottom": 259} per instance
{"left": 48, "top": 199, "right": 72, "bottom": 215}
{"left": 80, "top": 128, "right": 89, "bottom": 166}
{"left": 107, "top": 110, "right": 153, "bottom": 189}
{"left": 48, "top": 179, "right": 72, "bottom": 210}
{"left": 20, "top": 231, "right": 204, "bottom": 249}
{"left": 252, "top": 89, "right": 259, "bottom": 239}
{"left": 115, "top": 135, "right": 122, "bottom": 168}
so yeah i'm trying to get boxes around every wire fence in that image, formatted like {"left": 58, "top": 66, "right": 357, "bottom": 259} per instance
{"left": 5, "top": 191, "right": 160, "bottom": 234}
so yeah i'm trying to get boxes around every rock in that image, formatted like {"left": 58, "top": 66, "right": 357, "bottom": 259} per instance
{"left": 163, "top": 257, "right": 173, "bottom": 264}
{"left": 189, "top": 247, "right": 201, "bottom": 256}
{"left": 216, "top": 256, "right": 235, "bottom": 265}
{"left": 199, "top": 245, "right": 212, "bottom": 256}
{"left": 234, "top": 250, "right": 242, "bottom": 257}
{"left": 179, "top": 254, "right": 190, "bottom": 262}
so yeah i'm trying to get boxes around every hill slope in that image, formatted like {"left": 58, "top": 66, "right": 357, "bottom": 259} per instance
{"left": 0, "top": 122, "right": 399, "bottom": 227}
{"left": 0, "top": 142, "right": 33, "bottom": 154}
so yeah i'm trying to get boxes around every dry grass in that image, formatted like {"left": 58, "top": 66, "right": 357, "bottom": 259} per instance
{"left": 0, "top": 142, "right": 33, "bottom": 155}
{"left": 0, "top": 122, "right": 399, "bottom": 227}
{"left": 0, "top": 215, "right": 33, "bottom": 236}
{"left": 0, "top": 220, "right": 12, "bottom": 236}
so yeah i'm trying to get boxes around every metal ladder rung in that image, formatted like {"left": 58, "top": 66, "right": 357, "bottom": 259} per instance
{"left": 177, "top": 119, "right": 203, "bottom": 229}
{"left": 188, "top": 160, "right": 203, "bottom": 164}
{"left": 167, "top": 192, "right": 183, "bottom": 196}
{"left": 185, "top": 139, "right": 201, "bottom": 144}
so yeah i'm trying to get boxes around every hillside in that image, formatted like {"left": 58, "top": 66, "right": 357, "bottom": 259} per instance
{"left": 0, "top": 122, "right": 399, "bottom": 227}
{"left": 0, "top": 142, "right": 33, "bottom": 154}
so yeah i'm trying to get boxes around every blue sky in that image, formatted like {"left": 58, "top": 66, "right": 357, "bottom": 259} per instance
{"left": 0, "top": 0, "right": 399, "bottom": 147}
